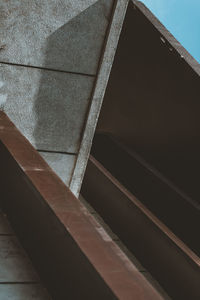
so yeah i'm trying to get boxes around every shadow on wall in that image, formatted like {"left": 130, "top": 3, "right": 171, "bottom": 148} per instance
{"left": 33, "top": 0, "right": 112, "bottom": 154}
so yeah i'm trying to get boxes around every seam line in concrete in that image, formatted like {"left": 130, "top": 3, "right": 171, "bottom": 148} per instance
{"left": 0, "top": 61, "right": 96, "bottom": 77}
{"left": 37, "top": 149, "right": 77, "bottom": 156}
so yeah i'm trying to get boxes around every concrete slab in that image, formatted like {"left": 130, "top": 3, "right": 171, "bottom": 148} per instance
{"left": 0, "top": 63, "right": 94, "bottom": 153}
{"left": 0, "top": 0, "right": 113, "bottom": 75}
{"left": 39, "top": 151, "right": 77, "bottom": 186}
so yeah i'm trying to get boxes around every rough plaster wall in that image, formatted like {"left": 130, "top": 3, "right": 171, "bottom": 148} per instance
{"left": 0, "top": 0, "right": 114, "bottom": 187}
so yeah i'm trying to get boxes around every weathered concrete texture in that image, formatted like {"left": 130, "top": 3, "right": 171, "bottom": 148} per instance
{"left": 0, "top": 63, "right": 94, "bottom": 153}
{"left": 39, "top": 151, "right": 77, "bottom": 185}
{"left": 0, "top": 0, "right": 113, "bottom": 75}
{"left": 0, "top": 285, "right": 51, "bottom": 300}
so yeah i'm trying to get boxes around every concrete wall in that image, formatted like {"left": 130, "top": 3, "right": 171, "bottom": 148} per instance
{"left": 0, "top": 0, "right": 118, "bottom": 192}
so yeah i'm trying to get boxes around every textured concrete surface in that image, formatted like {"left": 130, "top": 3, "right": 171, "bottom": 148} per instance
{"left": 0, "top": 0, "right": 113, "bottom": 75}
{"left": 0, "top": 63, "right": 94, "bottom": 153}
{"left": 0, "top": 0, "right": 115, "bottom": 189}
{"left": 39, "top": 151, "right": 76, "bottom": 185}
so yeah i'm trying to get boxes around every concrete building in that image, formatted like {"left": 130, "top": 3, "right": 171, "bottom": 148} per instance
{"left": 0, "top": 0, "right": 128, "bottom": 197}
{"left": 0, "top": 1, "right": 200, "bottom": 299}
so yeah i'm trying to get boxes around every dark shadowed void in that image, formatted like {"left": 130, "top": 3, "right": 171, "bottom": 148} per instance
{"left": 97, "top": 1, "right": 200, "bottom": 204}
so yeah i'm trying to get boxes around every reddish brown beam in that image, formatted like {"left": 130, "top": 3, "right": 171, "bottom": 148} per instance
{"left": 0, "top": 111, "right": 163, "bottom": 299}
{"left": 81, "top": 155, "right": 200, "bottom": 300}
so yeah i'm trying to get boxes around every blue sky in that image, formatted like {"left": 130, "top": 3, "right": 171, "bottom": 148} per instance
{"left": 141, "top": 0, "right": 200, "bottom": 63}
